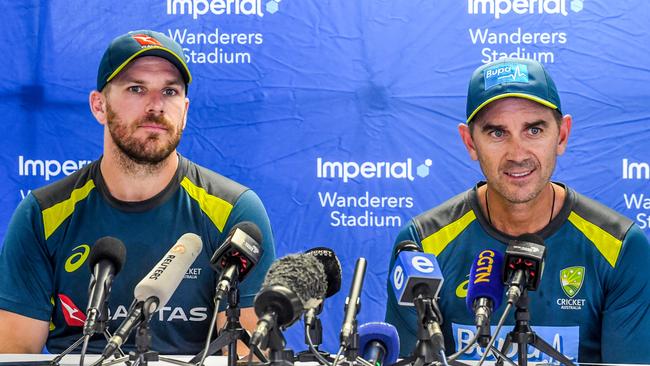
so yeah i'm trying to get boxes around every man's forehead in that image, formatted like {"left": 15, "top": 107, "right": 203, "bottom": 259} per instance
{"left": 110, "top": 56, "right": 183, "bottom": 84}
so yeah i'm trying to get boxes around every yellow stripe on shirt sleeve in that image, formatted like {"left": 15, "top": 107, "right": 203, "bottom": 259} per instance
{"left": 42, "top": 180, "right": 95, "bottom": 240}
{"left": 180, "top": 177, "right": 233, "bottom": 232}
{"left": 568, "top": 211, "right": 622, "bottom": 268}
{"left": 421, "top": 211, "right": 476, "bottom": 256}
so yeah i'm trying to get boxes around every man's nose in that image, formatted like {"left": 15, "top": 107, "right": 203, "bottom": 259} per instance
{"left": 145, "top": 93, "right": 164, "bottom": 115}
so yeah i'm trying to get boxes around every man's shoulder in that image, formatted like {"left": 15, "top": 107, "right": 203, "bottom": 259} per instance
{"left": 31, "top": 160, "right": 99, "bottom": 211}
{"left": 412, "top": 188, "right": 476, "bottom": 241}
{"left": 568, "top": 188, "right": 634, "bottom": 243}
{"left": 180, "top": 157, "right": 249, "bottom": 206}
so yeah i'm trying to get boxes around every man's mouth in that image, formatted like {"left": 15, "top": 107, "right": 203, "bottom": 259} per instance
{"left": 505, "top": 169, "right": 534, "bottom": 178}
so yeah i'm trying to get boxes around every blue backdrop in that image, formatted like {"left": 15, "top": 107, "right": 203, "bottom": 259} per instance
{"left": 1, "top": 0, "right": 650, "bottom": 354}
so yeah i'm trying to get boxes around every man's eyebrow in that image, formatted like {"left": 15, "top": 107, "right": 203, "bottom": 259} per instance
{"left": 478, "top": 119, "right": 549, "bottom": 133}
{"left": 479, "top": 121, "right": 505, "bottom": 133}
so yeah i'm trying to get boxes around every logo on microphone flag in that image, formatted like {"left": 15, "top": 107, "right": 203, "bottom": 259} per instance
{"left": 560, "top": 266, "right": 584, "bottom": 298}
{"left": 58, "top": 294, "right": 87, "bottom": 327}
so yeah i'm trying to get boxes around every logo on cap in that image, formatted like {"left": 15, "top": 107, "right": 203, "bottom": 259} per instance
{"left": 132, "top": 34, "right": 163, "bottom": 47}
{"left": 484, "top": 63, "right": 528, "bottom": 90}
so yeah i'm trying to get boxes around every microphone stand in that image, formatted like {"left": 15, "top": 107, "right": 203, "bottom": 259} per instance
{"left": 296, "top": 304, "right": 333, "bottom": 363}
{"left": 100, "top": 299, "right": 193, "bottom": 366}
{"left": 190, "top": 282, "right": 267, "bottom": 366}
{"left": 263, "top": 325, "right": 294, "bottom": 366}
{"left": 393, "top": 297, "right": 469, "bottom": 366}
{"left": 50, "top": 303, "right": 127, "bottom": 366}
{"left": 494, "top": 289, "right": 576, "bottom": 366}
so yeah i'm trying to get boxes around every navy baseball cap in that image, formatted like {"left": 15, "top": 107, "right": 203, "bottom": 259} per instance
{"left": 465, "top": 58, "right": 561, "bottom": 123}
{"left": 96, "top": 30, "right": 191, "bottom": 91}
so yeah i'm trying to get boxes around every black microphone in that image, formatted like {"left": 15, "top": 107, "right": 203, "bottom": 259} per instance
{"left": 303, "top": 247, "right": 342, "bottom": 326}
{"left": 503, "top": 234, "right": 546, "bottom": 304}
{"left": 339, "top": 257, "right": 367, "bottom": 347}
{"left": 210, "top": 221, "right": 264, "bottom": 301}
{"left": 250, "top": 253, "right": 327, "bottom": 348}
{"left": 100, "top": 233, "right": 202, "bottom": 359}
{"left": 83, "top": 237, "right": 127, "bottom": 336}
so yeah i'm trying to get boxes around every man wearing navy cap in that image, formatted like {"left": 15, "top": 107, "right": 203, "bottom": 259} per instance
{"left": 386, "top": 58, "right": 650, "bottom": 363}
{"left": 0, "top": 30, "right": 275, "bottom": 354}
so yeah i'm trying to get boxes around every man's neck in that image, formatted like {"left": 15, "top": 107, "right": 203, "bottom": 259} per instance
{"left": 100, "top": 149, "right": 179, "bottom": 202}
{"left": 478, "top": 183, "right": 564, "bottom": 237}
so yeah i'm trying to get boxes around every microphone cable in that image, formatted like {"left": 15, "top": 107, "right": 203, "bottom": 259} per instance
{"left": 79, "top": 334, "right": 90, "bottom": 366}
{"left": 476, "top": 302, "right": 516, "bottom": 366}
{"left": 331, "top": 345, "right": 345, "bottom": 366}
{"left": 446, "top": 331, "right": 479, "bottom": 362}
{"left": 304, "top": 322, "right": 332, "bottom": 366}
{"left": 196, "top": 297, "right": 221, "bottom": 366}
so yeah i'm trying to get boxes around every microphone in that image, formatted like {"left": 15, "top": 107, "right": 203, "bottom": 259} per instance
{"left": 503, "top": 234, "right": 546, "bottom": 304}
{"left": 339, "top": 257, "right": 367, "bottom": 347}
{"left": 84, "top": 237, "right": 127, "bottom": 336}
{"left": 303, "top": 247, "right": 342, "bottom": 326}
{"left": 390, "top": 241, "right": 444, "bottom": 306}
{"left": 358, "top": 322, "right": 400, "bottom": 366}
{"left": 465, "top": 249, "right": 505, "bottom": 347}
{"left": 209, "top": 221, "right": 264, "bottom": 301}
{"left": 250, "top": 253, "right": 327, "bottom": 348}
{"left": 100, "top": 233, "right": 202, "bottom": 359}
{"left": 390, "top": 241, "right": 445, "bottom": 352}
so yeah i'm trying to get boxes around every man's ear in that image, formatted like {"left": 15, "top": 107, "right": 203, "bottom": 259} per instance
{"left": 89, "top": 90, "right": 108, "bottom": 125}
{"left": 458, "top": 123, "right": 479, "bottom": 161}
{"left": 557, "top": 114, "right": 572, "bottom": 156}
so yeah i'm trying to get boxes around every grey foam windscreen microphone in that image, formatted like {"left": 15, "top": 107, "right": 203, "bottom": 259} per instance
{"left": 261, "top": 253, "right": 327, "bottom": 310}
{"left": 133, "top": 233, "right": 203, "bottom": 309}
{"left": 251, "top": 253, "right": 327, "bottom": 347}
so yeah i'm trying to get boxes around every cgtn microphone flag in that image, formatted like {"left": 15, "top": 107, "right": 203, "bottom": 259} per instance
{"left": 390, "top": 251, "right": 444, "bottom": 306}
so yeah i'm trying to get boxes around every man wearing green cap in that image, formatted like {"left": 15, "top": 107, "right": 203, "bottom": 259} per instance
{"left": 0, "top": 30, "right": 275, "bottom": 355}
{"left": 385, "top": 58, "right": 650, "bottom": 363}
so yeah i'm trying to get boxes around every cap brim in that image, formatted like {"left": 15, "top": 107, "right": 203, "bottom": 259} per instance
{"left": 105, "top": 46, "right": 192, "bottom": 86}
{"left": 466, "top": 93, "right": 559, "bottom": 123}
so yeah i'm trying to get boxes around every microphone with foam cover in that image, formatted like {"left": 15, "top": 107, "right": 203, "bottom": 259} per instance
{"left": 305, "top": 247, "right": 342, "bottom": 299}
{"left": 466, "top": 249, "right": 505, "bottom": 347}
{"left": 100, "top": 233, "right": 202, "bottom": 359}
{"left": 250, "top": 253, "right": 327, "bottom": 348}
{"left": 84, "top": 236, "right": 127, "bottom": 336}
{"left": 358, "top": 322, "right": 400, "bottom": 366}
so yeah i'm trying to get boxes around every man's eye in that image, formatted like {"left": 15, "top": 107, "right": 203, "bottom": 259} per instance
{"left": 491, "top": 130, "right": 504, "bottom": 138}
{"left": 530, "top": 127, "right": 541, "bottom": 135}
{"left": 128, "top": 86, "right": 144, "bottom": 93}
{"left": 163, "top": 88, "right": 178, "bottom": 96}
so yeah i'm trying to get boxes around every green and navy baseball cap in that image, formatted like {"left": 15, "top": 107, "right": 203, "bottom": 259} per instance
{"left": 96, "top": 30, "right": 192, "bottom": 91}
{"left": 465, "top": 58, "right": 561, "bottom": 123}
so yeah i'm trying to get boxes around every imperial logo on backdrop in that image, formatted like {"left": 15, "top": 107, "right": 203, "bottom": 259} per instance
{"left": 166, "top": 0, "right": 283, "bottom": 19}
{"left": 314, "top": 157, "right": 429, "bottom": 228}
{"left": 467, "top": 0, "right": 584, "bottom": 19}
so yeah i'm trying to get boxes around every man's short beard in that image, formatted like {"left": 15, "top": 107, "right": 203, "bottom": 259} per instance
{"left": 106, "top": 104, "right": 182, "bottom": 168}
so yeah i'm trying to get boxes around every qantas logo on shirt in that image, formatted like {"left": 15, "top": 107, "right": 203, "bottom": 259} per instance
{"left": 58, "top": 294, "right": 86, "bottom": 327}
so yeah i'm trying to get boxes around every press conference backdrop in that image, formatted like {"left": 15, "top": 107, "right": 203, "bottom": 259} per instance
{"left": 1, "top": 0, "right": 649, "bottom": 359}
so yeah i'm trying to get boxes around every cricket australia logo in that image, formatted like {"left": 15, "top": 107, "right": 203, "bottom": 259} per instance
{"left": 560, "top": 266, "right": 584, "bottom": 298}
